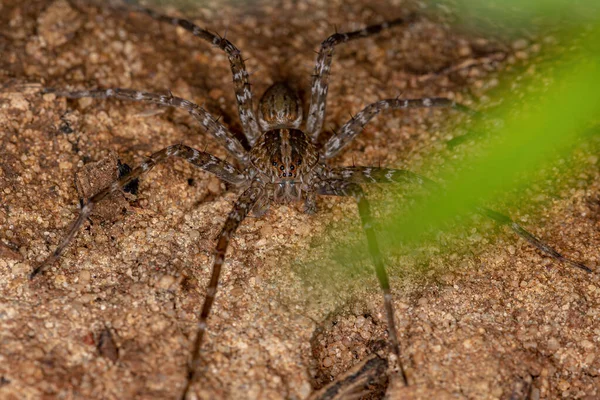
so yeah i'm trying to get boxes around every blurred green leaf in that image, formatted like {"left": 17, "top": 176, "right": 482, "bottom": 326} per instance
{"left": 330, "top": 21, "right": 600, "bottom": 271}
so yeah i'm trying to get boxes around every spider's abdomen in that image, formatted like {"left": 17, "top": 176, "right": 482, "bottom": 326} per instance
{"left": 258, "top": 83, "right": 303, "bottom": 130}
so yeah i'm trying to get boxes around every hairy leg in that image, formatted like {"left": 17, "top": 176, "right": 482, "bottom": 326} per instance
{"left": 318, "top": 180, "right": 409, "bottom": 386}
{"left": 129, "top": 3, "right": 262, "bottom": 145}
{"left": 327, "top": 165, "right": 435, "bottom": 188}
{"left": 306, "top": 16, "right": 414, "bottom": 143}
{"left": 44, "top": 88, "right": 250, "bottom": 164}
{"left": 307, "top": 354, "right": 388, "bottom": 400}
{"left": 328, "top": 166, "right": 592, "bottom": 273}
{"left": 30, "top": 143, "right": 246, "bottom": 278}
{"left": 323, "top": 98, "right": 476, "bottom": 159}
{"left": 479, "top": 207, "right": 592, "bottom": 272}
{"left": 181, "top": 186, "right": 264, "bottom": 400}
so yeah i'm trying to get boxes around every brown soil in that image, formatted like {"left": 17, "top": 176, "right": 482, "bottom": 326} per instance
{"left": 1, "top": 1, "right": 599, "bottom": 399}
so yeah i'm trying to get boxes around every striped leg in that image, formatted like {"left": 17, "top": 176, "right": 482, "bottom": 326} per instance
{"left": 323, "top": 98, "right": 477, "bottom": 159}
{"left": 181, "top": 185, "right": 264, "bottom": 400}
{"left": 29, "top": 144, "right": 247, "bottom": 279}
{"left": 318, "top": 180, "right": 409, "bottom": 386}
{"left": 479, "top": 208, "right": 592, "bottom": 273}
{"left": 328, "top": 167, "right": 593, "bottom": 273}
{"left": 131, "top": 4, "right": 262, "bottom": 146}
{"left": 44, "top": 88, "right": 250, "bottom": 164}
{"left": 307, "top": 354, "right": 388, "bottom": 400}
{"left": 327, "top": 166, "right": 436, "bottom": 188}
{"left": 306, "top": 16, "right": 414, "bottom": 143}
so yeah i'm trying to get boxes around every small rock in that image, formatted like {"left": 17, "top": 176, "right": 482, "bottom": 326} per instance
{"left": 512, "top": 38, "right": 529, "bottom": 50}
{"left": 515, "top": 51, "right": 529, "bottom": 60}
{"left": 354, "top": 316, "right": 366, "bottom": 328}
{"left": 207, "top": 177, "right": 222, "bottom": 194}
{"left": 157, "top": 274, "right": 176, "bottom": 290}
{"left": 79, "top": 270, "right": 91, "bottom": 285}
{"left": 37, "top": 0, "right": 82, "bottom": 48}
{"left": 547, "top": 337, "right": 560, "bottom": 351}
{"left": 260, "top": 224, "right": 273, "bottom": 238}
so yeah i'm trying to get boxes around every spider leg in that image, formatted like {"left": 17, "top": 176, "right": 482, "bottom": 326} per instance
{"left": 181, "top": 185, "right": 264, "bottom": 400}
{"left": 318, "top": 180, "right": 409, "bottom": 386}
{"left": 307, "top": 353, "right": 388, "bottom": 400}
{"left": 44, "top": 88, "right": 250, "bottom": 164}
{"left": 327, "top": 166, "right": 436, "bottom": 188}
{"left": 304, "top": 190, "right": 318, "bottom": 215}
{"left": 29, "top": 143, "right": 246, "bottom": 279}
{"left": 323, "top": 98, "right": 476, "bottom": 159}
{"left": 478, "top": 207, "right": 592, "bottom": 273}
{"left": 331, "top": 166, "right": 593, "bottom": 273}
{"left": 306, "top": 16, "right": 415, "bottom": 143}
{"left": 130, "top": 4, "right": 262, "bottom": 146}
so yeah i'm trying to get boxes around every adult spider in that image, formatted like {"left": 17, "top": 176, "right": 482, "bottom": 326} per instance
{"left": 28, "top": 3, "right": 592, "bottom": 399}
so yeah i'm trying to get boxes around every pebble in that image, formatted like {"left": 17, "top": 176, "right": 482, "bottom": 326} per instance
{"left": 512, "top": 38, "right": 529, "bottom": 50}
{"left": 584, "top": 352, "right": 596, "bottom": 365}
{"left": 79, "top": 270, "right": 91, "bottom": 284}
{"left": 547, "top": 337, "right": 560, "bottom": 351}
{"left": 42, "top": 93, "right": 56, "bottom": 102}
{"left": 157, "top": 274, "right": 176, "bottom": 290}
{"left": 515, "top": 51, "right": 529, "bottom": 60}
{"left": 354, "top": 315, "right": 366, "bottom": 328}
{"left": 260, "top": 224, "right": 273, "bottom": 238}
{"left": 77, "top": 97, "right": 93, "bottom": 108}
{"left": 36, "top": 0, "right": 82, "bottom": 48}
{"left": 207, "top": 177, "right": 222, "bottom": 194}
{"left": 322, "top": 356, "right": 333, "bottom": 368}
{"left": 53, "top": 273, "right": 66, "bottom": 285}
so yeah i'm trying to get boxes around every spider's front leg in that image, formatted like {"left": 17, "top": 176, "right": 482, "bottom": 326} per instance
{"left": 323, "top": 98, "right": 477, "bottom": 159}
{"left": 330, "top": 166, "right": 593, "bottom": 273}
{"left": 317, "top": 179, "right": 409, "bottom": 386}
{"left": 43, "top": 88, "right": 250, "bottom": 164}
{"left": 128, "top": 3, "right": 262, "bottom": 146}
{"left": 306, "top": 16, "right": 415, "bottom": 143}
{"left": 181, "top": 185, "right": 264, "bottom": 400}
{"left": 30, "top": 143, "right": 246, "bottom": 278}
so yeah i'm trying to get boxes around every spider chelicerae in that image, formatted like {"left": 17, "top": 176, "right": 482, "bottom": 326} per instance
{"left": 30, "top": 3, "right": 592, "bottom": 399}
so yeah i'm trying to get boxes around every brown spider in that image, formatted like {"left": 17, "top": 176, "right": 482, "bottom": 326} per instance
{"left": 29, "top": 3, "right": 591, "bottom": 399}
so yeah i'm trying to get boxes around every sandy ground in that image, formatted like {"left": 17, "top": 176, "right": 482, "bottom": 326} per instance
{"left": 1, "top": 0, "right": 599, "bottom": 399}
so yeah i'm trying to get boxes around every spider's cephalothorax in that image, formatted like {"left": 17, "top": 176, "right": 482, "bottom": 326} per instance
{"left": 250, "top": 83, "right": 320, "bottom": 206}
{"left": 33, "top": 4, "right": 592, "bottom": 399}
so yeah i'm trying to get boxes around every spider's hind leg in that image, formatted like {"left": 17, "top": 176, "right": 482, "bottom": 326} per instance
{"left": 182, "top": 185, "right": 264, "bottom": 400}
{"left": 479, "top": 207, "right": 593, "bottom": 273}
{"left": 317, "top": 179, "right": 409, "bottom": 386}
{"left": 329, "top": 166, "right": 593, "bottom": 273}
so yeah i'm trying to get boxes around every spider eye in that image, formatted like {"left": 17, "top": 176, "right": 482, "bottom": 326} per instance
{"left": 290, "top": 165, "right": 294, "bottom": 171}
{"left": 297, "top": 159, "right": 302, "bottom": 165}
{"left": 279, "top": 165, "right": 284, "bottom": 171}
{"left": 272, "top": 161, "right": 278, "bottom": 166}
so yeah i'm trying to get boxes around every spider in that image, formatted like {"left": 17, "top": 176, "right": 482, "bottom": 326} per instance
{"left": 29, "top": 3, "right": 592, "bottom": 399}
